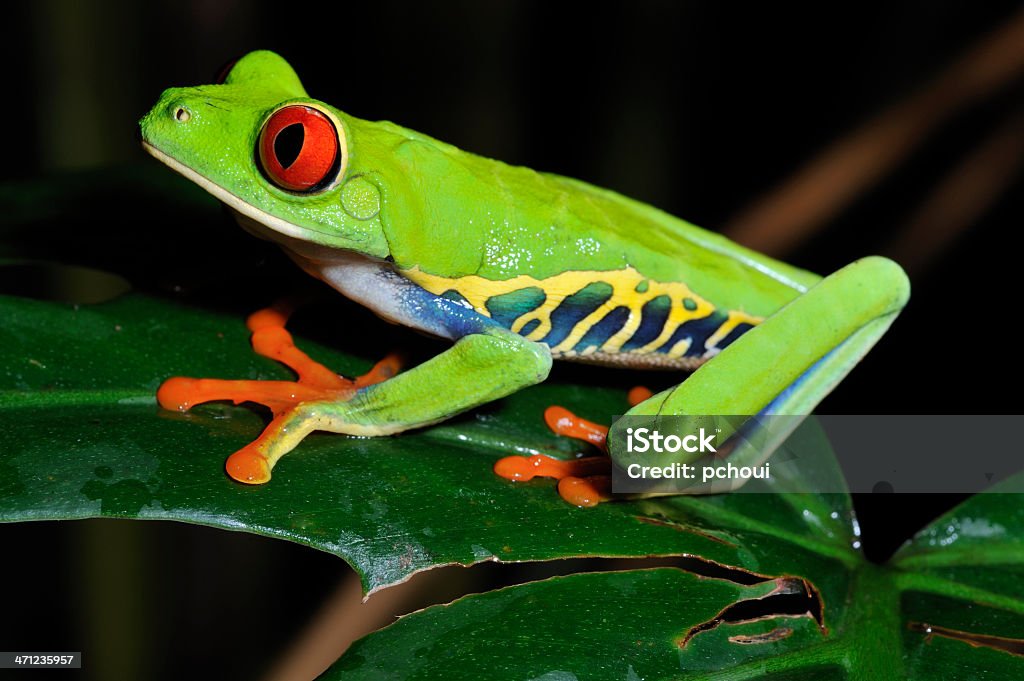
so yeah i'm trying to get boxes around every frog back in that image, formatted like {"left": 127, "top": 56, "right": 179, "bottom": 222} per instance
{"left": 354, "top": 118, "right": 819, "bottom": 367}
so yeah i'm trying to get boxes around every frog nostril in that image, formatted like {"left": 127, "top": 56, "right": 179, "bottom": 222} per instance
{"left": 174, "top": 107, "right": 191, "bottom": 123}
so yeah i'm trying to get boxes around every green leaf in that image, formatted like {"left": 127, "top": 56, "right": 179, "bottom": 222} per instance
{"left": 890, "top": 474, "right": 1024, "bottom": 678}
{"left": 324, "top": 477, "right": 1024, "bottom": 679}
{"left": 329, "top": 569, "right": 833, "bottom": 680}
{"left": 0, "top": 290, "right": 855, "bottom": 595}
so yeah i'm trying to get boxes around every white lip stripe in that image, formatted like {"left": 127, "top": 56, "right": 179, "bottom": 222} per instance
{"left": 141, "top": 141, "right": 316, "bottom": 242}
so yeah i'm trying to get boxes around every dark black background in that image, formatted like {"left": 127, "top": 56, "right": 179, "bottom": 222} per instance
{"left": 1, "top": 2, "right": 1021, "bottom": 679}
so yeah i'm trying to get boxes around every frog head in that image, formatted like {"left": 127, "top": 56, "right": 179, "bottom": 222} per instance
{"left": 139, "top": 50, "right": 390, "bottom": 259}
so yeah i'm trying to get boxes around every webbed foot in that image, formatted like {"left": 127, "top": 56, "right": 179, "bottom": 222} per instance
{"left": 158, "top": 305, "right": 401, "bottom": 483}
{"left": 493, "top": 387, "right": 651, "bottom": 507}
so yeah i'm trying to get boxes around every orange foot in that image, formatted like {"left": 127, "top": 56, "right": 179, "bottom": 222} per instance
{"left": 493, "top": 386, "right": 652, "bottom": 507}
{"left": 157, "top": 304, "right": 401, "bottom": 484}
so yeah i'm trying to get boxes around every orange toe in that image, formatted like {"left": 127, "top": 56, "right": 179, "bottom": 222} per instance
{"left": 246, "top": 305, "right": 291, "bottom": 332}
{"left": 557, "top": 475, "right": 610, "bottom": 507}
{"left": 494, "top": 453, "right": 610, "bottom": 481}
{"left": 157, "top": 376, "right": 202, "bottom": 412}
{"left": 627, "top": 385, "right": 654, "bottom": 406}
{"left": 495, "top": 454, "right": 572, "bottom": 481}
{"left": 544, "top": 406, "right": 608, "bottom": 448}
{"left": 226, "top": 445, "right": 272, "bottom": 484}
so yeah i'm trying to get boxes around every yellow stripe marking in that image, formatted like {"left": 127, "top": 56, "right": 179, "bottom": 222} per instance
{"left": 668, "top": 338, "right": 694, "bottom": 358}
{"left": 402, "top": 265, "right": 762, "bottom": 358}
{"left": 706, "top": 310, "right": 763, "bottom": 351}
{"left": 551, "top": 299, "right": 618, "bottom": 353}
{"left": 632, "top": 294, "right": 715, "bottom": 354}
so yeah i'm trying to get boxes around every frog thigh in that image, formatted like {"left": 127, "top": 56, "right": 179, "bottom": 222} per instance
{"left": 611, "top": 256, "right": 910, "bottom": 490}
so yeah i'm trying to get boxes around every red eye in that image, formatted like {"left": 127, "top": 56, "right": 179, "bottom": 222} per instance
{"left": 258, "top": 105, "right": 340, "bottom": 192}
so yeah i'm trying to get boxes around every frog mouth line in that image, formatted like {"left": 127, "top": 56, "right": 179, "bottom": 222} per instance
{"left": 141, "top": 141, "right": 332, "bottom": 244}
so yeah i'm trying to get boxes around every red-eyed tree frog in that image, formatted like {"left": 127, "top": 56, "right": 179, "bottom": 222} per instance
{"left": 139, "top": 51, "right": 909, "bottom": 506}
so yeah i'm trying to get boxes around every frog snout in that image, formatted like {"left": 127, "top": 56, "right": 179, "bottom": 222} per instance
{"left": 138, "top": 90, "right": 199, "bottom": 147}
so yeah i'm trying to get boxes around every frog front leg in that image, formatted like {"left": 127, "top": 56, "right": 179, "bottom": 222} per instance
{"left": 228, "top": 324, "right": 550, "bottom": 482}
{"left": 161, "top": 260, "right": 552, "bottom": 484}
{"left": 612, "top": 256, "right": 910, "bottom": 491}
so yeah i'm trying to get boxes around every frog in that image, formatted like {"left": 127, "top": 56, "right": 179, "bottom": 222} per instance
{"left": 138, "top": 50, "right": 909, "bottom": 506}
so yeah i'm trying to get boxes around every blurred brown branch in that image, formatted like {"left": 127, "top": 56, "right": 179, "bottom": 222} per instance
{"left": 724, "top": 8, "right": 1024, "bottom": 256}
{"left": 260, "top": 565, "right": 462, "bottom": 681}
{"left": 884, "top": 107, "right": 1024, "bottom": 275}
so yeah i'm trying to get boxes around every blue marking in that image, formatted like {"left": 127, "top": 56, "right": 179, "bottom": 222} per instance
{"left": 441, "top": 289, "right": 471, "bottom": 306}
{"left": 540, "top": 282, "right": 614, "bottom": 348}
{"left": 391, "top": 272, "right": 499, "bottom": 339}
{"left": 485, "top": 286, "right": 546, "bottom": 329}
{"left": 717, "top": 321, "right": 756, "bottom": 351}
{"left": 575, "top": 306, "right": 630, "bottom": 352}
{"left": 760, "top": 347, "right": 838, "bottom": 414}
{"left": 656, "top": 310, "right": 728, "bottom": 356}
{"left": 520, "top": 318, "right": 541, "bottom": 336}
{"left": 621, "top": 295, "right": 671, "bottom": 351}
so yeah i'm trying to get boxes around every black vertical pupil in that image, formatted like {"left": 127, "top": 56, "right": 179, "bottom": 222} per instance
{"left": 274, "top": 123, "right": 305, "bottom": 169}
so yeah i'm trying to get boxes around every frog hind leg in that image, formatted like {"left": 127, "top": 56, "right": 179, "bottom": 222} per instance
{"left": 157, "top": 304, "right": 401, "bottom": 483}
{"left": 612, "top": 256, "right": 910, "bottom": 493}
